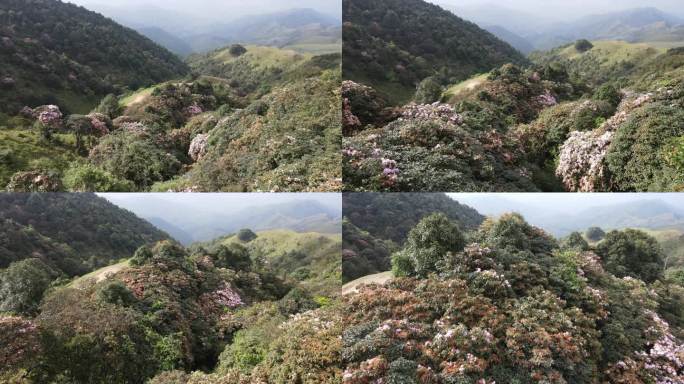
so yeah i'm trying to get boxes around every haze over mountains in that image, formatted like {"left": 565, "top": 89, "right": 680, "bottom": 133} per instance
{"left": 436, "top": 1, "right": 684, "bottom": 53}
{"left": 451, "top": 194, "right": 684, "bottom": 236}
{"left": 69, "top": 1, "right": 342, "bottom": 55}
{"left": 100, "top": 194, "right": 342, "bottom": 245}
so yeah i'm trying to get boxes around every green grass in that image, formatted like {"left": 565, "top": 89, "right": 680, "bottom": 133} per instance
{"left": 0, "top": 128, "right": 78, "bottom": 187}
{"left": 68, "top": 259, "right": 131, "bottom": 288}
{"left": 443, "top": 73, "right": 489, "bottom": 101}
{"left": 120, "top": 86, "right": 158, "bottom": 107}
{"left": 213, "top": 45, "right": 312, "bottom": 69}
{"left": 556, "top": 40, "right": 665, "bottom": 66}
{"left": 221, "top": 229, "right": 340, "bottom": 259}
{"left": 282, "top": 43, "right": 342, "bottom": 55}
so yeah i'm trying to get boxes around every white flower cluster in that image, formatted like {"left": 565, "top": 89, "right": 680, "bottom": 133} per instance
{"left": 401, "top": 102, "right": 463, "bottom": 125}
{"left": 556, "top": 130, "right": 613, "bottom": 191}
{"left": 189, "top": 134, "right": 210, "bottom": 162}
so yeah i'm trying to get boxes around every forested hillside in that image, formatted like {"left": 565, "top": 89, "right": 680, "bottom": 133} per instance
{"left": 342, "top": 0, "right": 527, "bottom": 104}
{"left": 342, "top": 193, "right": 484, "bottom": 281}
{"left": 1, "top": 46, "right": 341, "bottom": 192}
{"left": 0, "top": 193, "right": 168, "bottom": 275}
{"left": 344, "top": 32, "right": 684, "bottom": 191}
{"left": 0, "top": 0, "right": 188, "bottom": 117}
{"left": 1, "top": 203, "right": 343, "bottom": 383}
{"left": 341, "top": 212, "right": 684, "bottom": 383}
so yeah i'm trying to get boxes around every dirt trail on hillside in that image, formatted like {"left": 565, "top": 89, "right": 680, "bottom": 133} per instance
{"left": 342, "top": 271, "right": 393, "bottom": 295}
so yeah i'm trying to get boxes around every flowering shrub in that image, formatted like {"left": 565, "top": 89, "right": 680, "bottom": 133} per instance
{"left": 189, "top": 134, "right": 209, "bottom": 162}
{"left": 6, "top": 170, "right": 63, "bottom": 192}
{"left": 556, "top": 130, "right": 613, "bottom": 191}
{"left": 0, "top": 315, "right": 40, "bottom": 372}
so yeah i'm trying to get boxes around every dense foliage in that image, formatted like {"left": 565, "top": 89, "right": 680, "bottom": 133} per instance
{"left": 0, "top": 193, "right": 167, "bottom": 275}
{"left": 2, "top": 229, "right": 343, "bottom": 383}
{"left": 342, "top": 0, "right": 527, "bottom": 105}
{"left": 0, "top": 0, "right": 188, "bottom": 117}
{"left": 1, "top": 7, "right": 341, "bottom": 192}
{"left": 342, "top": 213, "right": 684, "bottom": 383}
{"left": 342, "top": 193, "right": 483, "bottom": 282}
{"left": 344, "top": 35, "right": 684, "bottom": 191}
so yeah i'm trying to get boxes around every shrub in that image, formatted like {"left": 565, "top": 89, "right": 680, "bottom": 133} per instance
{"left": 593, "top": 84, "right": 621, "bottom": 108}
{"left": 575, "top": 39, "right": 594, "bottom": 52}
{"left": 563, "top": 232, "right": 589, "bottom": 251}
{"left": 596, "top": 229, "right": 665, "bottom": 283}
{"left": 63, "top": 163, "right": 134, "bottom": 192}
{"left": 414, "top": 77, "right": 442, "bottom": 104}
{"left": 586, "top": 227, "right": 606, "bottom": 242}
{"left": 237, "top": 229, "right": 257, "bottom": 243}
{"left": 229, "top": 44, "right": 247, "bottom": 57}
{"left": 88, "top": 131, "right": 182, "bottom": 190}
{"left": 0, "top": 258, "right": 59, "bottom": 315}
{"left": 399, "top": 213, "right": 465, "bottom": 277}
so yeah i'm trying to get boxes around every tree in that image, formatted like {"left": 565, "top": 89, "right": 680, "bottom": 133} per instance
{"left": 229, "top": 44, "right": 247, "bottom": 57}
{"left": 575, "top": 39, "right": 594, "bottom": 52}
{"left": 563, "top": 232, "right": 589, "bottom": 251}
{"left": 596, "top": 229, "right": 665, "bottom": 283}
{"left": 212, "top": 244, "right": 252, "bottom": 271}
{"left": 95, "top": 94, "right": 121, "bottom": 119}
{"left": 237, "top": 229, "right": 257, "bottom": 243}
{"left": 392, "top": 213, "right": 465, "bottom": 277}
{"left": 414, "top": 76, "right": 442, "bottom": 104}
{"left": 0, "top": 258, "right": 59, "bottom": 315}
{"left": 586, "top": 227, "right": 605, "bottom": 242}
{"left": 593, "top": 84, "right": 621, "bottom": 108}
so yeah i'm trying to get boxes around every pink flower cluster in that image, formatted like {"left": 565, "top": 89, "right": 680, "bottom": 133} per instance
{"left": 38, "top": 105, "right": 62, "bottom": 127}
{"left": 556, "top": 130, "right": 613, "bottom": 192}
{"left": 88, "top": 114, "right": 109, "bottom": 136}
{"left": 381, "top": 158, "right": 399, "bottom": 185}
{"left": 536, "top": 90, "right": 557, "bottom": 107}
{"left": 211, "top": 283, "right": 244, "bottom": 308}
{"left": 401, "top": 102, "right": 463, "bottom": 125}
{"left": 187, "top": 104, "right": 203, "bottom": 116}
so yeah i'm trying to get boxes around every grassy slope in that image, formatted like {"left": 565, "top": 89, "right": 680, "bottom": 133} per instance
{"left": 443, "top": 73, "right": 489, "bottom": 100}
{"left": 0, "top": 129, "right": 78, "bottom": 186}
{"left": 341, "top": 271, "right": 393, "bottom": 295}
{"left": 211, "top": 45, "right": 312, "bottom": 70}
{"left": 552, "top": 40, "right": 665, "bottom": 65}
{"left": 221, "top": 229, "right": 341, "bottom": 296}
{"left": 69, "top": 259, "right": 131, "bottom": 288}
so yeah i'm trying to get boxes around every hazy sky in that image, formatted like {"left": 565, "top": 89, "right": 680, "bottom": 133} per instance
{"left": 449, "top": 193, "right": 684, "bottom": 216}
{"left": 98, "top": 193, "right": 341, "bottom": 217}
{"left": 434, "top": 0, "right": 684, "bottom": 20}
{"left": 67, "top": 0, "right": 342, "bottom": 21}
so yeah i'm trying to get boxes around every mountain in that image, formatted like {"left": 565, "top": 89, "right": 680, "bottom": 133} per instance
{"left": 0, "top": 0, "right": 189, "bottom": 116}
{"left": 344, "top": 192, "right": 485, "bottom": 244}
{"left": 527, "top": 7, "right": 684, "bottom": 50}
{"left": 342, "top": 193, "right": 485, "bottom": 281}
{"left": 137, "top": 26, "right": 194, "bottom": 56}
{"left": 102, "top": 196, "right": 341, "bottom": 245}
{"left": 0, "top": 193, "right": 168, "bottom": 275}
{"left": 484, "top": 25, "right": 535, "bottom": 54}
{"left": 538, "top": 200, "right": 684, "bottom": 237}
{"left": 439, "top": 2, "right": 547, "bottom": 37}
{"left": 342, "top": 0, "right": 527, "bottom": 105}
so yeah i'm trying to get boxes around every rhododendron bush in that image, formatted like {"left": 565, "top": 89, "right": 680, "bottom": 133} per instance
{"left": 341, "top": 213, "right": 684, "bottom": 383}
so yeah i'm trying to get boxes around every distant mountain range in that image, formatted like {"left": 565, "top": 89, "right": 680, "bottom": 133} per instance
{"left": 87, "top": 6, "right": 341, "bottom": 55}
{"left": 453, "top": 196, "right": 684, "bottom": 237}
{"left": 104, "top": 196, "right": 342, "bottom": 245}
{"left": 442, "top": 4, "right": 684, "bottom": 52}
